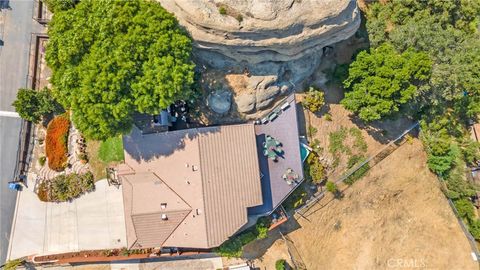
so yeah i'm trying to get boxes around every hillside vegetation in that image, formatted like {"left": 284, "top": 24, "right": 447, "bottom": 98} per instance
{"left": 341, "top": 0, "right": 480, "bottom": 239}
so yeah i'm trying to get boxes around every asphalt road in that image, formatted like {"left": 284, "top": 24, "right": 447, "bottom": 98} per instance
{"left": 0, "top": 0, "right": 43, "bottom": 264}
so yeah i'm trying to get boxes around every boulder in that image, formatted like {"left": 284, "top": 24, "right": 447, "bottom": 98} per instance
{"left": 256, "top": 85, "right": 280, "bottom": 109}
{"left": 235, "top": 93, "right": 256, "bottom": 113}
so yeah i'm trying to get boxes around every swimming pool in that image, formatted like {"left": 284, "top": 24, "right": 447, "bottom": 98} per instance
{"left": 300, "top": 143, "right": 311, "bottom": 163}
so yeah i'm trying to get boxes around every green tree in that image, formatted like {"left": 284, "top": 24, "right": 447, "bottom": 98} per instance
{"left": 42, "top": 0, "right": 77, "bottom": 13}
{"left": 13, "top": 88, "right": 60, "bottom": 123}
{"left": 341, "top": 43, "right": 432, "bottom": 121}
{"left": 303, "top": 87, "right": 325, "bottom": 113}
{"left": 46, "top": 0, "right": 195, "bottom": 140}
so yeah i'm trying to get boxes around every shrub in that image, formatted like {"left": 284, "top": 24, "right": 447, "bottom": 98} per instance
{"left": 216, "top": 217, "right": 271, "bottom": 257}
{"left": 307, "top": 126, "right": 318, "bottom": 137}
{"left": 219, "top": 6, "right": 227, "bottom": 15}
{"left": 275, "top": 259, "right": 286, "bottom": 270}
{"left": 324, "top": 113, "right": 332, "bottom": 121}
{"left": 349, "top": 127, "right": 368, "bottom": 153}
{"left": 305, "top": 153, "right": 325, "bottom": 184}
{"left": 347, "top": 154, "right": 364, "bottom": 169}
{"left": 255, "top": 217, "right": 271, "bottom": 239}
{"left": 344, "top": 162, "right": 370, "bottom": 185}
{"left": 49, "top": 172, "right": 95, "bottom": 202}
{"left": 236, "top": 14, "right": 243, "bottom": 22}
{"left": 39, "top": 156, "right": 46, "bottom": 166}
{"left": 326, "top": 181, "right": 337, "bottom": 193}
{"left": 329, "top": 127, "right": 348, "bottom": 156}
{"left": 46, "top": 115, "right": 70, "bottom": 171}
{"left": 303, "top": 87, "right": 325, "bottom": 113}
{"left": 216, "top": 237, "right": 242, "bottom": 258}
{"left": 4, "top": 259, "right": 23, "bottom": 270}
{"left": 37, "top": 181, "right": 49, "bottom": 201}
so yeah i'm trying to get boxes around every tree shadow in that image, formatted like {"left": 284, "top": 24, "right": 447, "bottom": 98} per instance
{"left": 349, "top": 113, "right": 416, "bottom": 144}
{"left": 123, "top": 125, "right": 222, "bottom": 162}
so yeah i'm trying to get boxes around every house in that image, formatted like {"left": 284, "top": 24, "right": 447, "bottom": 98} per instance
{"left": 117, "top": 95, "right": 304, "bottom": 249}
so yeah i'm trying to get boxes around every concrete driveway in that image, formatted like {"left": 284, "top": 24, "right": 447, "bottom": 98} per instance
{"left": 8, "top": 179, "right": 126, "bottom": 259}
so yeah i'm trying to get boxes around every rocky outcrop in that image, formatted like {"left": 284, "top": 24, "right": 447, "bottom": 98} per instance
{"left": 159, "top": 0, "right": 360, "bottom": 114}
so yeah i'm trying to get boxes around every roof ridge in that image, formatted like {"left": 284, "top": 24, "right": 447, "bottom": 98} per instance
{"left": 151, "top": 172, "right": 193, "bottom": 210}
{"left": 159, "top": 209, "right": 192, "bottom": 246}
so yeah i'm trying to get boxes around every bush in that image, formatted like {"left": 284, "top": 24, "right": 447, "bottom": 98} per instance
{"left": 305, "top": 153, "right": 325, "bottom": 184}
{"left": 49, "top": 172, "right": 95, "bottom": 202}
{"left": 349, "top": 127, "right": 367, "bottom": 153}
{"left": 347, "top": 154, "right": 364, "bottom": 169}
{"left": 324, "top": 113, "right": 332, "bottom": 121}
{"left": 46, "top": 115, "right": 70, "bottom": 171}
{"left": 329, "top": 127, "right": 348, "bottom": 156}
{"left": 37, "top": 181, "right": 49, "bottom": 201}
{"left": 219, "top": 6, "right": 227, "bottom": 15}
{"left": 39, "top": 156, "right": 46, "bottom": 166}
{"left": 344, "top": 162, "right": 370, "bottom": 185}
{"left": 275, "top": 259, "right": 286, "bottom": 270}
{"left": 255, "top": 217, "right": 271, "bottom": 239}
{"left": 303, "top": 87, "right": 325, "bottom": 113}
{"left": 216, "top": 217, "right": 271, "bottom": 257}
{"left": 4, "top": 259, "right": 23, "bottom": 270}
{"left": 216, "top": 237, "right": 242, "bottom": 258}
{"left": 326, "top": 181, "right": 337, "bottom": 193}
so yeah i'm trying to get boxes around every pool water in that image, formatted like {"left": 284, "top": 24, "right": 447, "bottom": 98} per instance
{"left": 300, "top": 143, "right": 310, "bottom": 163}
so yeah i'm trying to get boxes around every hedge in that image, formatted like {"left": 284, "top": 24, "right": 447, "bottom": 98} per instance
{"left": 46, "top": 115, "right": 70, "bottom": 171}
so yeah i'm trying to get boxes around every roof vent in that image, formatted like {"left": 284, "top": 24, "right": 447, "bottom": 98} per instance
{"left": 192, "top": 165, "right": 198, "bottom": 171}
{"left": 161, "top": 214, "right": 168, "bottom": 220}
{"left": 185, "top": 163, "right": 189, "bottom": 168}
{"left": 196, "top": 209, "right": 202, "bottom": 215}
{"left": 161, "top": 203, "right": 167, "bottom": 209}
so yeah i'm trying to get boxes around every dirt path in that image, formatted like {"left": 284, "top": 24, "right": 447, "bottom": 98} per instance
{"left": 281, "top": 140, "right": 478, "bottom": 269}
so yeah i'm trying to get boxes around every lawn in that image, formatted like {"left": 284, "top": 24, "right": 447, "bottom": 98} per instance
{"left": 86, "top": 136, "right": 124, "bottom": 181}
{"left": 98, "top": 136, "right": 124, "bottom": 163}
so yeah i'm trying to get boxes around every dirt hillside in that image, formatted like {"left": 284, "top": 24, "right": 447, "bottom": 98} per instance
{"left": 286, "top": 140, "right": 478, "bottom": 270}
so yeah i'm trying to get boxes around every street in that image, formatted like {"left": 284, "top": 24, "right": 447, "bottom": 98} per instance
{"left": 0, "top": 0, "right": 43, "bottom": 264}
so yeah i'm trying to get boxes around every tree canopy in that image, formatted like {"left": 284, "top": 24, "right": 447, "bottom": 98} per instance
{"left": 341, "top": 43, "right": 431, "bottom": 121}
{"left": 13, "top": 88, "right": 60, "bottom": 123}
{"left": 46, "top": 0, "right": 195, "bottom": 140}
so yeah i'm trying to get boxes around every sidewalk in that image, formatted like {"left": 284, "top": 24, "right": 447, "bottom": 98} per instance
{"left": 8, "top": 179, "right": 126, "bottom": 260}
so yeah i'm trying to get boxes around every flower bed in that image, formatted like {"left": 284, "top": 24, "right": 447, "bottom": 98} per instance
{"left": 31, "top": 248, "right": 210, "bottom": 265}
{"left": 46, "top": 115, "right": 70, "bottom": 171}
{"left": 48, "top": 172, "right": 95, "bottom": 202}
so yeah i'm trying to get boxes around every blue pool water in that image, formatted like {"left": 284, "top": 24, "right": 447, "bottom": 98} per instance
{"left": 300, "top": 143, "right": 310, "bottom": 163}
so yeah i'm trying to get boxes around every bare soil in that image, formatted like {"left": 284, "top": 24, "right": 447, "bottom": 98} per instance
{"left": 281, "top": 140, "right": 478, "bottom": 270}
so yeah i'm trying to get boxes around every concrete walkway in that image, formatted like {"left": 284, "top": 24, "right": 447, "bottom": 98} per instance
{"left": 8, "top": 180, "right": 126, "bottom": 260}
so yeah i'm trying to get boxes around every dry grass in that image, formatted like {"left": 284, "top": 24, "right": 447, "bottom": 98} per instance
{"left": 284, "top": 140, "right": 478, "bottom": 270}
{"left": 86, "top": 140, "right": 108, "bottom": 180}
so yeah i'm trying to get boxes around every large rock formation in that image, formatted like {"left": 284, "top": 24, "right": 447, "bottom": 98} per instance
{"left": 159, "top": 0, "right": 360, "bottom": 114}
